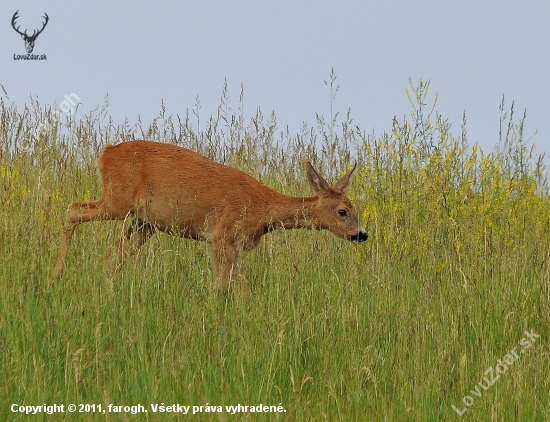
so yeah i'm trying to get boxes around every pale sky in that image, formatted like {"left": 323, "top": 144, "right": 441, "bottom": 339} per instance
{"left": 2, "top": 1, "right": 549, "bottom": 156}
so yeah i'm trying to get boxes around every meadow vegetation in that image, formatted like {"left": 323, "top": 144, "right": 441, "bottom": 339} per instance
{"left": 1, "top": 80, "right": 549, "bottom": 420}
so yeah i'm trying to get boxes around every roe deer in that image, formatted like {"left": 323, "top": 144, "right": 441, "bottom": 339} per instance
{"left": 53, "top": 140, "right": 368, "bottom": 297}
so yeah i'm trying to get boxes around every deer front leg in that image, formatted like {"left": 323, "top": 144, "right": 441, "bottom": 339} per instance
{"left": 210, "top": 239, "right": 250, "bottom": 299}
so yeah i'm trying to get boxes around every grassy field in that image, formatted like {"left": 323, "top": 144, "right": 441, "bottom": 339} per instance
{"left": 1, "top": 81, "right": 549, "bottom": 421}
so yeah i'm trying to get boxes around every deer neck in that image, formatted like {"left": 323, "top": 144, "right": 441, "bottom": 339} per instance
{"left": 264, "top": 193, "right": 319, "bottom": 231}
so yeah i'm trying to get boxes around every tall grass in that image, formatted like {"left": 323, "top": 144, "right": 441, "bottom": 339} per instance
{"left": 1, "top": 80, "right": 549, "bottom": 421}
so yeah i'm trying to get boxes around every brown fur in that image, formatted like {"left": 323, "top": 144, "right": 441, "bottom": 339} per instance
{"left": 53, "top": 140, "right": 367, "bottom": 297}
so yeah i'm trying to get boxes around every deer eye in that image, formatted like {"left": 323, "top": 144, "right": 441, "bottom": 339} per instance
{"left": 338, "top": 209, "right": 347, "bottom": 217}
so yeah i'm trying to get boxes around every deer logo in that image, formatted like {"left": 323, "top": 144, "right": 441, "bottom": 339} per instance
{"left": 11, "top": 11, "right": 49, "bottom": 54}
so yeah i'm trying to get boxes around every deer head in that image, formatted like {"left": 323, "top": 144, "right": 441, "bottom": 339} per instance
{"left": 305, "top": 162, "right": 368, "bottom": 244}
{"left": 12, "top": 11, "right": 49, "bottom": 54}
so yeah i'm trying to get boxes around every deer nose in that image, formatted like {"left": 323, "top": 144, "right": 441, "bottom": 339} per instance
{"left": 350, "top": 231, "right": 368, "bottom": 243}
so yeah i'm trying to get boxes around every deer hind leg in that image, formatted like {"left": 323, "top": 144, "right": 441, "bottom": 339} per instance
{"left": 210, "top": 239, "right": 250, "bottom": 299}
{"left": 112, "top": 220, "right": 155, "bottom": 265}
{"left": 53, "top": 199, "right": 110, "bottom": 277}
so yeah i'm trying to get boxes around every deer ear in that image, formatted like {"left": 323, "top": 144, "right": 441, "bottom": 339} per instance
{"left": 306, "top": 162, "right": 331, "bottom": 194}
{"left": 332, "top": 163, "right": 357, "bottom": 193}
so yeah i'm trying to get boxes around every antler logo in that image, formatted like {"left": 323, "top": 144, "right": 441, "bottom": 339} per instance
{"left": 12, "top": 11, "right": 49, "bottom": 54}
